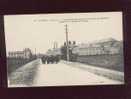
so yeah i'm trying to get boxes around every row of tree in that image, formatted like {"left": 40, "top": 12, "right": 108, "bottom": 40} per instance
{"left": 60, "top": 41, "right": 77, "bottom": 61}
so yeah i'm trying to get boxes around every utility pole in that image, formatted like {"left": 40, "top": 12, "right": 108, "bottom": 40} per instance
{"left": 53, "top": 42, "right": 56, "bottom": 49}
{"left": 35, "top": 48, "right": 37, "bottom": 58}
{"left": 65, "top": 24, "right": 70, "bottom": 61}
{"left": 53, "top": 41, "right": 58, "bottom": 49}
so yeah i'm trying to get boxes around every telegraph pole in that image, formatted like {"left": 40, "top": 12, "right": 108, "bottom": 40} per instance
{"left": 53, "top": 41, "right": 58, "bottom": 49}
{"left": 65, "top": 24, "right": 70, "bottom": 61}
{"left": 35, "top": 48, "right": 37, "bottom": 58}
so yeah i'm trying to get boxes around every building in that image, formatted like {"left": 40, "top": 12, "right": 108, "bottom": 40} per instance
{"left": 8, "top": 48, "right": 32, "bottom": 59}
{"left": 72, "top": 38, "right": 122, "bottom": 56}
{"left": 72, "top": 44, "right": 105, "bottom": 55}
{"left": 46, "top": 48, "right": 61, "bottom": 56}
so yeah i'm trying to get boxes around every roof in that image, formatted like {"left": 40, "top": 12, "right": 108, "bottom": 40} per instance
{"left": 94, "top": 38, "right": 117, "bottom": 43}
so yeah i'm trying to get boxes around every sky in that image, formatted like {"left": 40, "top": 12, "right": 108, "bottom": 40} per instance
{"left": 4, "top": 12, "right": 123, "bottom": 54}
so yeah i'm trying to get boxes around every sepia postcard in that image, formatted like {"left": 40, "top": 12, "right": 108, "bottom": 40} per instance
{"left": 4, "top": 12, "right": 124, "bottom": 87}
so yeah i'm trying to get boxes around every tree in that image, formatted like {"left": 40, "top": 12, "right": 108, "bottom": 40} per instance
{"left": 60, "top": 45, "right": 67, "bottom": 60}
{"left": 73, "top": 41, "right": 76, "bottom": 45}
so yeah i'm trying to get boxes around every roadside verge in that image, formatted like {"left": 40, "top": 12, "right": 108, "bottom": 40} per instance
{"left": 8, "top": 58, "right": 42, "bottom": 87}
{"left": 61, "top": 60, "right": 124, "bottom": 82}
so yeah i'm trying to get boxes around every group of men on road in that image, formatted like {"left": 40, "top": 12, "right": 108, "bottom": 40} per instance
{"left": 41, "top": 55, "right": 60, "bottom": 64}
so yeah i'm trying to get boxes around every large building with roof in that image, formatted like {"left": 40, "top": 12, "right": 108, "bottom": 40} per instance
{"left": 72, "top": 38, "right": 123, "bottom": 56}
{"left": 8, "top": 48, "right": 32, "bottom": 59}
{"left": 46, "top": 48, "right": 61, "bottom": 56}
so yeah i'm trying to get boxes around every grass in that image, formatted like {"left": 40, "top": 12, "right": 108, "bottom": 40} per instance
{"left": 76, "top": 54, "right": 124, "bottom": 72}
{"left": 8, "top": 59, "right": 41, "bottom": 86}
{"left": 7, "top": 58, "right": 36, "bottom": 75}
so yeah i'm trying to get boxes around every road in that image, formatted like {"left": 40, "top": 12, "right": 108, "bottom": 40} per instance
{"left": 33, "top": 62, "right": 123, "bottom": 87}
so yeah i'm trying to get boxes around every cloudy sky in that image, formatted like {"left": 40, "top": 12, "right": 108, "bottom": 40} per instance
{"left": 4, "top": 12, "right": 123, "bottom": 54}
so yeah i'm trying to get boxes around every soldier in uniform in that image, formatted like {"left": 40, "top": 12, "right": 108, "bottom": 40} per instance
{"left": 42, "top": 55, "right": 46, "bottom": 64}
